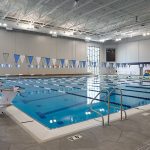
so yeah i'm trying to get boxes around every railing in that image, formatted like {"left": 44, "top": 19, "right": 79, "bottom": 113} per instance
{"left": 90, "top": 86, "right": 127, "bottom": 126}
{"left": 90, "top": 88, "right": 110, "bottom": 126}
{"left": 107, "top": 87, "right": 127, "bottom": 125}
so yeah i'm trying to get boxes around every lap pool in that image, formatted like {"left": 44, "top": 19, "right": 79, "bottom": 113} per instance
{"left": 2, "top": 76, "right": 150, "bottom": 129}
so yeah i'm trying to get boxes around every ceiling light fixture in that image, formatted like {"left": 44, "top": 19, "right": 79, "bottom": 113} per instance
{"left": 142, "top": 32, "right": 150, "bottom": 36}
{"left": 115, "top": 38, "right": 121, "bottom": 42}
{"left": 49, "top": 31, "right": 53, "bottom": 34}
{"left": 85, "top": 37, "right": 91, "bottom": 41}
{"left": 99, "top": 39, "right": 105, "bottom": 43}
{"left": 28, "top": 23, "right": 34, "bottom": 29}
{"left": 52, "top": 31, "right": 57, "bottom": 37}
{"left": 49, "top": 30, "right": 58, "bottom": 37}
{"left": 64, "top": 31, "right": 74, "bottom": 36}
{"left": 99, "top": 38, "right": 110, "bottom": 43}
{"left": 6, "top": 27, "right": 13, "bottom": 31}
{"left": 3, "top": 23, "right": 7, "bottom": 27}
{"left": 19, "top": 23, "right": 34, "bottom": 30}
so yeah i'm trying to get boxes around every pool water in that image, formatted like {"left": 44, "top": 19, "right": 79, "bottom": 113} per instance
{"left": 2, "top": 76, "right": 150, "bottom": 129}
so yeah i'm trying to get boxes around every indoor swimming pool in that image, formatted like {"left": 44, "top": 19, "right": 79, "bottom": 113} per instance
{"left": 1, "top": 76, "right": 150, "bottom": 129}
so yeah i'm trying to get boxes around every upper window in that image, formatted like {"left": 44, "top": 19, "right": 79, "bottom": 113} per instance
{"left": 87, "top": 46, "right": 100, "bottom": 74}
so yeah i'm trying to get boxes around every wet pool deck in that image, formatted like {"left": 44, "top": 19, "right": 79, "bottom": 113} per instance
{"left": 0, "top": 109, "right": 150, "bottom": 150}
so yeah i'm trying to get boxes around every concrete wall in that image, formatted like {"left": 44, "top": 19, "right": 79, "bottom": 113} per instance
{"left": 0, "top": 29, "right": 101, "bottom": 76}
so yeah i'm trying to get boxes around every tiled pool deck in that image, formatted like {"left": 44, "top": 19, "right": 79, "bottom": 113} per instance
{"left": 0, "top": 105, "right": 150, "bottom": 150}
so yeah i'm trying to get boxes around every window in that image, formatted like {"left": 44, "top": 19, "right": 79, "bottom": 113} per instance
{"left": 87, "top": 46, "right": 100, "bottom": 74}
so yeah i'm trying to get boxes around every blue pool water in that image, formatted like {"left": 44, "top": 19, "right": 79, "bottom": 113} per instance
{"left": 2, "top": 76, "right": 150, "bottom": 129}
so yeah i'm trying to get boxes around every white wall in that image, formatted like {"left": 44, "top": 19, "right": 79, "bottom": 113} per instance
{"left": 116, "top": 38, "right": 150, "bottom": 63}
{"left": 102, "top": 44, "right": 117, "bottom": 62}
{"left": 99, "top": 44, "right": 117, "bottom": 75}
{"left": 115, "top": 38, "right": 150, "bottom": 75}
{"left": 0, "top": 29, "right": 101, "bottom": 75}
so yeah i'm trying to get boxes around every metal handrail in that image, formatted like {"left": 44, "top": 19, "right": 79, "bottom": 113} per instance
{"left": 90, "top": 88, "right": 110, "bottom": 126}
{"left": 107, "top": 87, "right": 127, "bottom": 125}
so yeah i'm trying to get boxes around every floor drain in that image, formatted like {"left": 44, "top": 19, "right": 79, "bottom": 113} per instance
{"left": 67, "top": 134, "right": 82, "bottom": 141}
{"left": 142, "top": 113, "right": 150, "bottom": 116}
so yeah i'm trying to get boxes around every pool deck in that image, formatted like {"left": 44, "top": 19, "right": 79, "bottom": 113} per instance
{"left": 0, "top": 106, "right": 150, "bottom": 150}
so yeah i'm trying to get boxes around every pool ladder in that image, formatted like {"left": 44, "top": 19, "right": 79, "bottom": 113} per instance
{"left": 90, "top": 87, "right": 127, "bottom": 126}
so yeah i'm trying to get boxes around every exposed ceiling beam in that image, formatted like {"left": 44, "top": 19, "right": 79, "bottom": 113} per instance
{"left": 67, "top": 0, "right": 145, "bottom": 30}
{"left": 58, "top": 0, "right": 121, "bottom": 27}
{"left": 41, "top": 0, "right": 71, "bottom": 24}
{"left": 88, "top": 3, "right": 150, "bottom": 34}
{"left": 99, "top": 17, "right": 150, "bottom": 39}
{"left": 45, "top": 0, "right": 93, "bottom": 27}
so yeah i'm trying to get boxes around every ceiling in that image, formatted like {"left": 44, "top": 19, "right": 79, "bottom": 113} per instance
{"left": 0, "top": 0, "right": 150, "bottom": 42}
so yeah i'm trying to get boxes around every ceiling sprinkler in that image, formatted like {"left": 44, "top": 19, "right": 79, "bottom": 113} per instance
{"left": 73, "top": 0, "right": 79, "bottom": 7}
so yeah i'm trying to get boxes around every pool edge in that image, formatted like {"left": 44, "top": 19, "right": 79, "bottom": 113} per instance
{"left": 5, "top": 104, "right": 150, "bottom": 143}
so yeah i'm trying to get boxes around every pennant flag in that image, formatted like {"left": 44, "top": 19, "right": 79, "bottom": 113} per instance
{"left": 91, "top": 62, "right": 94, "bottom": 67}
{"left": 79, "top": 61, "right": 83, "bottom": 68}
{"left": 69, "top": 60, "right": 73, "bottom": 68}
{"left": 88, "top": 61, "right": 91, "bottom": 67}
{"left": 28, "top": 56, "right": 33, "bottom": 64}
{"left": 3, "top": 53, "right": 9, "bottom": 63}
{"left": 52, "top": 59, "right": 56, "bottom": 65}
{"left": 25, "top": 55, "right": 29, "bottom": 64}
{"left": 113, "top": 63, "right": 116, "bottom": 68}
{"left": 83, "top": 61, "right": 86, "bottom": 68}
{"left": 36, "top": 57, "right": 41, "bottom": 65}
{"left": 52, "top": 59, "right": 56, "bottom": 68}
{"left": 76, "top": 60, "right": 79, "bottom": 68}
{"left": 72, "top": 60, "right": 76, "bottom": 68}
{"left": 139, "top": 64, "right": 144, "bottom": 68}
{"left": 106, "top": 62, "right": 109, "bottom": 68}
{"left": 65, "top": 59, "right": 68, "bottom": 68}
{"left": 20, "top": 55, "right": 25, "bottom": 63}
{"left": 56, "top": 59, "right": 61, "bottom": 68}
{"left": 103, "top": 62, "right": 106, "bottom": 68}
{"left": 41, "top": 57, "right": 45, "bottom": 66}
{"left": 45, "top": 58, "right": 50, "bottom": 66}
{"left": 94, "top": 62, "right": 96, "bottom": 68}
{"left": 60, "top": 59, "right": 65, "bottom": 67}
{"left": 14, "top": 54, "right": 20, "bottom": 64}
